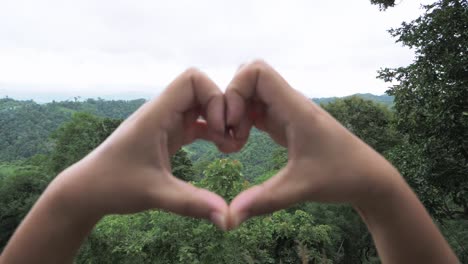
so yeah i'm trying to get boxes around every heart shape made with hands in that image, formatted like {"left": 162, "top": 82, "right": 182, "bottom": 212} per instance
{"left": 157, "top": 61, "right": 310, "bottom": 231}
{"left": 145, "top": 60, "right": 372, "bottom": 231}
{"left": 140, "top": 61, "right": 298, "bottom": 231}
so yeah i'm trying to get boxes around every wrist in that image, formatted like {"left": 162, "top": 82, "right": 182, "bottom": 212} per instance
{"left": 0, "top": 162, "right": 103, "bottom": 264}
{"left": 48, "top": 161, "right": 105, "bottom": 223}
{"left": 352, "top": 159, "right": 408, "bottom": 227}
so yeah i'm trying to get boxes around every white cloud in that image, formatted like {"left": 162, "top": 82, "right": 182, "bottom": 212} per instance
{"left": 0, "top": 0, "right": 433, "bottom": 100}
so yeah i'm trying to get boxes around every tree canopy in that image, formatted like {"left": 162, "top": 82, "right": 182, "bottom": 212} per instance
{"left": 379, "top": 0, "right": 468, "bottom": 220}
{"left": 1, "top": 1, "right": 468, "bottom": 258}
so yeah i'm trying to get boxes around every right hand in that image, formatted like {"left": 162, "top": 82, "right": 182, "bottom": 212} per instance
{"left": 225, "top": 60, "right": 402, "bottom": 228}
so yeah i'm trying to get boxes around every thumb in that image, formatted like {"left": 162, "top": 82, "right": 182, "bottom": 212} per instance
{"left": 228, "top": 166, "right": 306, "bottom": 229}
{"left": 157, "top": 176, "right": 229, "bottom": 230}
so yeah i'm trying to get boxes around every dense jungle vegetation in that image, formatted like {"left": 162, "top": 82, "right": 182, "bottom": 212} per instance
{"left": 1, "top": 0, "right": 467, "bottom": 262}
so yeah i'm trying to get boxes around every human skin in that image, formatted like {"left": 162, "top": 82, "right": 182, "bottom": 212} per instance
{"left": 0, "top": 69, "right": 234, "bottom": 264}
{"left": 225, "top": 60, "right": 459, "bottom": 263}
{"left": 0, "top": 62, "right": 459, "bottom": 263}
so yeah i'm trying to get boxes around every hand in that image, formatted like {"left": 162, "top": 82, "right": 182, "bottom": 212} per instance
{"left": 53, "top": 68, "right": 234, "bottom": 228}
{"left": 2, "top": 63, "right": 457, "bottom": 264}
{"left": 225, "top": 60, "right": 401, "bottom": 228}
{"left": 0, "top": 69, "right": 238, "bottom": 263}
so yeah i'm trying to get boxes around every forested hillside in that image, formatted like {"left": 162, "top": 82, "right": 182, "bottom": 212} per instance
{"left": 0, "top": 98, "right": 146, "bottom": 161}
{"left": 1, "top": 0, "right": 467, "bottom": 261}
{"left": 0, "top": 95, "right": 401, "bottom": 263}
{"left": 2, "top": 91, "right": 466, "bottom": 262}
{"left": 186, "top": 95, "right": 397, "bottom": 180}
{"left": 312, "top": 93, "right": 394, "bottom": 106}
{"left": 1, "top": 89, "right": 467, "bottom": 262}
{"left": 0, "top": 93, "right": 391, "bottom": 163}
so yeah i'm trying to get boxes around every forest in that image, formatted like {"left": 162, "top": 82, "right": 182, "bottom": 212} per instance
{"left": 1, "top": 0, "right": 467, "bottom": 263}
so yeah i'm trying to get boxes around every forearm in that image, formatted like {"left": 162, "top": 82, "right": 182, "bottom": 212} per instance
{"left": 0, "top": 169, "right": 101, "bottom": 264}
{"left": 355, "top": 165, "right": 459, "bottom": 264}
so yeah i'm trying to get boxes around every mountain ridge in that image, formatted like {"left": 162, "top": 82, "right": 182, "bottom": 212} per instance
{"left": 0, "top": 93, "right": 393, "bottom": 162}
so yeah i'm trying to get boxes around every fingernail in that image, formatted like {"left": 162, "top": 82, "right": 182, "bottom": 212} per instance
{"left": 229, "top": 128, "right": 235, "bottom": 139}
{"left": 225, "top": 126, "right": 234, "bottom": 138}
{"left": 210, "top": 212, "right": 226, "bottom": 231}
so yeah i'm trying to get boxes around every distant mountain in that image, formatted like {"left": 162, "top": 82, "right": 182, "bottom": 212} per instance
{"left": 186, "top": 93, "right": 394, "bottom": 179}
{"left": 185, "top": 128, "right": 280, "bottom": 180}
{"left": 0, "top": 97, "right": 146, "bottom": 161}
{"left": 0, "top": 93, "right": 393, "bottom": 163}
{"left": 0, "top": 85, "right": 159, "bottom": 103}
{"left": 313, "top": 93, "right": 394, "bottom": 107}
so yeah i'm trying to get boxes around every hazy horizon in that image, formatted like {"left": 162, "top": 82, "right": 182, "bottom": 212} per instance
{"left": 1, "top": 90, "right": 393, "bottom": 104}
{"left": 0, "top": 0, "right": 434, "bottom": 101}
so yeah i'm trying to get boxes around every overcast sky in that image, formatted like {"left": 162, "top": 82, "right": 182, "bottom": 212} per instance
{"left": 0, "top": 0, "right": 433, "bottom": 101}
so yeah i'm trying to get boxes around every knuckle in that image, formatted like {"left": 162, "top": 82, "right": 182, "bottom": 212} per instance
{"left": 249, "top": 59, "right": 269, "bottom": 71}
{"left": 183, "top": 67, "right": 201, "bottom": 80}
{"left": 182, "top": 187, "right": 202, "bottom": 217}
{"left": 180, "top": 196, "right": 194, "bottom": 216}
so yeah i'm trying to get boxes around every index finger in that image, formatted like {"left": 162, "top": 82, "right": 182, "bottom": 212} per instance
{"left": 224, "top": 60, "right": 292, "bottom": 138}
{"left": 153, "top": 68, "right": 226, "bottom": 135}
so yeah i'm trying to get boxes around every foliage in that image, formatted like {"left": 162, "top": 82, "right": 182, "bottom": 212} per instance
{"left": 0, "top": 166, "right": 48, "bottom": 250}
{"left": 187, "top": 95, "right": 397, "bottom": 182}
{"left": 0, "top": 99, "right": 71, "bottom": 161}
{"left": 51, "top": 98, "right": 146, "bottom": 120}
{"left": 323, "top": 96, "right": 400, "bottom": 154}
{"left": 186, "top": 129, "right": 280, "bottom": 180}
{"left": 313, "top": 93, "right": 394, "bottom": 107}
{"left": 199, "top": 159, "right": 245, "bottom": 203}
{"left": 2, "top": 62, "right": 467, "bottom": 261}
{"left": 265, "top": 97, "right": 400, "bottom": 178}
{"left": 77, "top": 159, "right": 338, "bottom": 264}
{"left": 0, "top": 94, "right": 392, "bottom": 165}
{"left": 48, "top": 112, "right": 194, "bottom": 181}
{"left": 378, "top": 0, "right": 468, "bottom": 219}
{"left": 301, "top": 203, "right": 378, "bottom": 264}
{"left": 171, "top": 149, "right": 196, "bottom": 182}
{"left": 49, "top": 113, "right": 122, "bottom": 174}
{"left": 369, "top": 0, "right": 396, "bottom": 10}
{"left": 441, "top": 219, "right": 468, "bottom": 262}
{"left": 0, "top": 98, "right": 145, "bottom": 162}
{"left": 1, "top": 0, "right": 466, "bottom": 259}
{"left": 0, "top": 112, "right": 196, "bottom": 254}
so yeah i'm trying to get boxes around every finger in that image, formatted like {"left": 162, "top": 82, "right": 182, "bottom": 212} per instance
{"left": 184, "top": 120, "right": 237, "bottom": 153}
{"left": 236, "top": 63, "right": 246, "bottom": 73}
{"left": 225, "top": 87, "right": 244, "bottom": 130}
{"left": 250, "top": 100, "right": 267, "bottom": 131}
{"left": 156, "top": 68, "right": 226, "bottom": 135}
{"left": 158, "top": 176, "right": 230, "bottom": 230}
{"left": 228, "top": 166, "right": 307, "bottom": 229}
{"left": 226, "top": 99, "right": 253, "bottom": 151}
{"left": 232, "top": 115, "right": 253, "bottom": 150}
{"left": 225, "top": 60, "right": 291, "bottom": 134}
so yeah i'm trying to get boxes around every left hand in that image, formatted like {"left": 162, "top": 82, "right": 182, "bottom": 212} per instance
{"left": 51, "top": 68, "right": 234, "bottom": 229}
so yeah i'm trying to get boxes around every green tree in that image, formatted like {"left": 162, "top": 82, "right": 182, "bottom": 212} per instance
{"left": 301, "top": 203, "right": 379, "bottom": 264}
{"left": 268, "top": 97, "right": 400, "bottom": 177}
{"left": 199, "top": 159, "right": 245, "bottom": 203}
{"left": 76, "top": 159, "right": 338, "bottom": 263}
{"left": 0, "top": 167, "right": 48, "bottom": 250}
{"left": 378, "top": 0, "right": 468, "bottom": 219}
{"left": 49, "top": 113, "right": 122, "bottom": 174}
{"left": 369, "top": 0, "right": 396, "bottom": 10}
{"left": 186, "top": 129, "right": 281, "bottom": 180}
{"left": 0, "top": 99, "right": 71, "bottom": 161}
{"left": 323, "top": 96, "right": 400, "bottom": 154}
{"left": 171, "top": 149, "right": 196, "bottom": 182}
{"left": 0, "top": 97, "right": 145, "bottom": 162}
